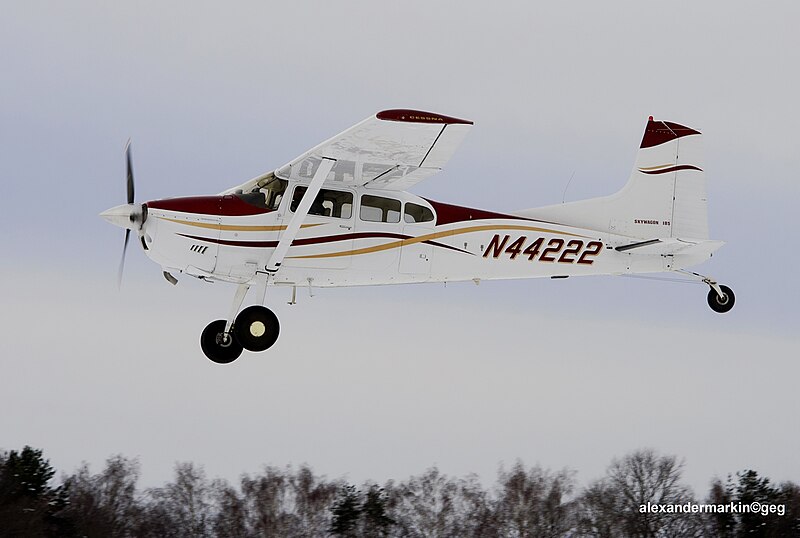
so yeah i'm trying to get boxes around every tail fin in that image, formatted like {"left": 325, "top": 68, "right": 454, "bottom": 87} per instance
{"left": 517, "top": 117, "right": 709, "bottom": 240}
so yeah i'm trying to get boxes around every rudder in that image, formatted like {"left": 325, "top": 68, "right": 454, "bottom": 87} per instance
{"left": 627, "top": 118, "right": 708, "bottom": 239}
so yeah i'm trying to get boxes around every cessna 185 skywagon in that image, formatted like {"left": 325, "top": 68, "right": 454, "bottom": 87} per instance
{"left": 101, "top": 109, "right": 734, "bottom": 363}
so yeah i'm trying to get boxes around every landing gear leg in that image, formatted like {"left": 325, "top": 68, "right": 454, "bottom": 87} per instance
{"left": 235, "top": 274, "right": 280, "bottom": 351}
{"left": 225, "top": 283, "right": 250, "bottom": 335}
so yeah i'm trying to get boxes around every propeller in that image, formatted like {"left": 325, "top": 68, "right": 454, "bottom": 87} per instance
{"left": 118, "top": 140, "right": 136, "bottom": 288}
{"left": 99, "top": 140, "right": 145, "bottom": 288}
{"left": 126, "top": 139, "right": 135, "bottom": 204}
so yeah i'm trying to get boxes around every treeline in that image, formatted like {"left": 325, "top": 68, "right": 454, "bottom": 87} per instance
{"left": 1, "top": 446, "right": 799, "bottom": 537}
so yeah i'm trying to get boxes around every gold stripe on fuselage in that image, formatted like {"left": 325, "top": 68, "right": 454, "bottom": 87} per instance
{"left": 288, "top": 224, "right": 591, "bottom": 259}
{"left": 157, "top": 217, "right": 323, "bottom": 232}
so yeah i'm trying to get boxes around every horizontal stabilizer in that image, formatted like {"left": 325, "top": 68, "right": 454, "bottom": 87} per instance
{"left": 613, "top": 238, "right": 725, "bottom": 262}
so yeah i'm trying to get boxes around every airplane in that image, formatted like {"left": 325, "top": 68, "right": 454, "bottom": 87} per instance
{"left": 101, "top": 109, "right": 734, "bottom": 363}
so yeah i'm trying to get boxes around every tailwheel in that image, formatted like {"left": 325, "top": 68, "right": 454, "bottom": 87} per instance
{"left": 707, "top": 285, "right": 735, "bottom": 314}
{"left": 234, "top": 305, "right": 280, "bottom": 352}
{"left": 201, "top": 319, "right": 243, "bottom": 364}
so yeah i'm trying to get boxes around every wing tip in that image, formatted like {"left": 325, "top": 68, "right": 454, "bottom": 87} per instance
{"left": 377, "top": 109, "right": 473, "bottom": 125}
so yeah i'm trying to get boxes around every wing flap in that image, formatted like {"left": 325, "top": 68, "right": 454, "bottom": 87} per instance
{"left": 419, "top": 123, "right": 472, "bottom": 169}
{"left": 364, "top": 166, "right": 438, "bottom": 191}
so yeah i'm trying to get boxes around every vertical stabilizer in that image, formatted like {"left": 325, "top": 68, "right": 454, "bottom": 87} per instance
{"left": 517, "top": 118, "right": 709, "bottom": 240}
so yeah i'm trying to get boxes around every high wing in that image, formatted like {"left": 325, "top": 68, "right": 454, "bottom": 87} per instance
{"left": 225, "top": 109, "right": 473, "bottom": 194}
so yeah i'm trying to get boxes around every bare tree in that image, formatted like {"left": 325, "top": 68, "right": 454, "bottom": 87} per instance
{"left": 447, "top": 474, "right": 497, "bottom": 538}
{"left": 291, "top": 464, "right": 339, "bottom": 535}
{"left": 385, "top": 466, "right": 480, "bottom": 538}
{"left": 577, "top": 448, "right": 702, "bottom": 538}
{"left": 211, "top": 479, "right": 248, "bottom": 538}
{"left": 240, "top": 466, "right": 297, "bottom": 536}
{"left": 577, "top": 479, "right": 622, "bottom": 538}
{"left": 143, "top": 462, "right": 214, "bottom": 538}
{"left": 63, "top": 455, "right": 141, "bottom": 537}
{"left": 494, "top": 461, "right": 576, "bottom": 538}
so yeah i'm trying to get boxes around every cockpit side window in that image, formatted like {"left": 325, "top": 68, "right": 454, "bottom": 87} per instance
{"left": 290, "top": 186, "right": 353, "bottom": 219}
{"left": 237, "top": 191, "right": 268, "bottom": 208}
{"left": 404, "top": 202, "right": 435, "bottom": 223}
{"left": 236, "top": 177, "right": 287, "bottom": 210}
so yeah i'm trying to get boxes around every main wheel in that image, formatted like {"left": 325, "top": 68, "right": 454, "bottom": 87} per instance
{"left": 200, "top": 319, "right": 243, "bottom": 363}
{"left": 234, "top": 305, "right": 280, "bottom": 352}
{"left": 707, "top": 285, "right": 735, "bottom": 313}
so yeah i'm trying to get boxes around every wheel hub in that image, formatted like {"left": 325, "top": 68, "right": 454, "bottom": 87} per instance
{"left": 216, "top": 333, "right": 233, "bottom": 347}
{"left": 250, "top": 321, "right": 266, "bottom": 337}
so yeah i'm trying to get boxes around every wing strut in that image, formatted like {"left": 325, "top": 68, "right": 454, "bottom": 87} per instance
{"left": 264, "top": 157, "right": 336, "bottom": 274}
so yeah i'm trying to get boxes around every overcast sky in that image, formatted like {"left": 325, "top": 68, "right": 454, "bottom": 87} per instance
{"left": 1, "top": 1, "right": 798, "bottom": 495}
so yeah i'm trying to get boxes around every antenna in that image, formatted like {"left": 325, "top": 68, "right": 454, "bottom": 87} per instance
{"left": 561, "top": 170, "right": 576, "bottom": 204}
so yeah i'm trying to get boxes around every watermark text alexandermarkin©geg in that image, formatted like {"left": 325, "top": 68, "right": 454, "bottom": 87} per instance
{"left": 640, "top": 501, "right": 785, "bottom": 517}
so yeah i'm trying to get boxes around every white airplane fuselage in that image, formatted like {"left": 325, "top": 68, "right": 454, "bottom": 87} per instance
{"left": 141, "top": 181, "right": 719, "bottom": 289}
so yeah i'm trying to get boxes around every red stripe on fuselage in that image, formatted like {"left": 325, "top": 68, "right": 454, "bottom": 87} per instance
{"left": 424, "top": 199, "right": 537, "bottom": 226}
{"left": 148, "top": 195, "right": 272, "bottom": 216}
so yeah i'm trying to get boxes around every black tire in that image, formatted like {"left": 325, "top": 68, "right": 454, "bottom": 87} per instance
{"left": 200, "top": 319, "right": 243, "bottom": 364}
{"left": 707, "top": 285, "right": 735, "bottom": 313}
{"left": 234, "top": 305, "right": 280, "bottom": 352}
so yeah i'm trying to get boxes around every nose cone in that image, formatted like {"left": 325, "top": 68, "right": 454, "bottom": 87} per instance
{"left": 100, "top": 203, "right": 144, "bottom": 230}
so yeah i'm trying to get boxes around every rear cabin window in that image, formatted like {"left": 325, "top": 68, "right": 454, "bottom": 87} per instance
{"left": 404, "top": 202, "right": 435, "bottom": 223}
{"left": 290, "top": 187, "right": 353, "bottom": 219}
{"left": 360, "top": 195, "right": 401, "bottom": 223}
